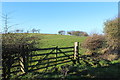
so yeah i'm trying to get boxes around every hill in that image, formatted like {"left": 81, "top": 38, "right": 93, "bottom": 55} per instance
{"left": 32, "top": 33, "right": 87, "bottom": 48}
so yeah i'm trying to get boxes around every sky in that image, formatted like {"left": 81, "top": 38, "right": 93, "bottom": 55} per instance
{"left": 2, "top": 2, "right": 118, "bottom": 34}
{"left": 1, "top": 0, "right": 120, "bottom": 2}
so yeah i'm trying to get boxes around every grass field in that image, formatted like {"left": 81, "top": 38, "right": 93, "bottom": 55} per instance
{"left": 28, "top": 33, "right": 87, "bottom": 71}
{"left": 32, "top": 33, "right": 86, "bottom": 47}
{"left": 26, "top": 33, "right": 120, "bottom": 79}
{"left": 4, "top": 33, "right": 120, "bottom": 79}
{"left": 12, "top": 33, "right": 87, "bottom": 78}
{"left": 31, "top": 33, "right": 87, "bottom": 55}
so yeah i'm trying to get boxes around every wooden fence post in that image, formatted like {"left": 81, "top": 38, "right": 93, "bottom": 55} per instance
{"left": 19, "top": 57, "right": 25, "bottom": 73}
{"left": 74, "top": 42, "right": 79, "bottom": 61}
{"left": 55, "top": 46, "right": 58, "bottom": 66}
{"left": 19, "top": 52, "right": 28, "bottom": 74}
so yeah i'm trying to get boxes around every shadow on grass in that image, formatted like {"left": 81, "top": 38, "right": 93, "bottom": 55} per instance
{"left": 16, "top": 63, "right": 120, "bottom": 80}
{"left": 68, "top": 63, "right": 120, "bottom": 79}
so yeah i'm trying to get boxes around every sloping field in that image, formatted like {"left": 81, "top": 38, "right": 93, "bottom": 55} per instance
{"left": 26, "top": 33, "right": 87, "bottom": 72}
{"left": 32, "top": 33, "right": 87, "bottom": 48}
{"left": 8, "top": 33, "right": 120, "bottom": 79}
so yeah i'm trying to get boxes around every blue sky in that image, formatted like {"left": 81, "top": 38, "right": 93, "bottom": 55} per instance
{"left": 2, "top": 2, "right": 118, "bottom": 34}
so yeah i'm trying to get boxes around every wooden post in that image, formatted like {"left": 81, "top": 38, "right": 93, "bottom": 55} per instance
{"left": 19, "top": 57, "right": 25, "bottom": 73}
{"left": 19, "top": 52, "right": 28, "bottom": 73}
{"left": 74, "top": 42, "right": 79, "bottom": 60}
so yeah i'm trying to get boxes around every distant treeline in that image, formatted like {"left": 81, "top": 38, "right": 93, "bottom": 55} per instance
{"left": 58, "top": 30, "right": 89, "bottom": 36}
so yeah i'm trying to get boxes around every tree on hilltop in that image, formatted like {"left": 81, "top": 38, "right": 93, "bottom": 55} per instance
{"left": 58, "top": 30, "right": 65, "bottom": 35}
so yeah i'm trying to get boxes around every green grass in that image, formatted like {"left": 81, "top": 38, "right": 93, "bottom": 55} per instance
{"left": 18, "top": 60, "right": 120, "bottom": 79}
{"left": 9, "top": 33, "right": 120, "bottom": 79}
{"left": 31, "top": 33, "right": 87, "bottom": 55}
{"left": 28, "top": 33, "right": 87, "bottom": 70}
{"left": 32, "top": 33, "right": 86, "bottom": 48}
{"left": 14, "top": 33, "right": 87, "bottom": 79}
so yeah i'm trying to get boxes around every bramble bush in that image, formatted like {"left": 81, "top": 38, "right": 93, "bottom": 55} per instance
{"left": 82, "top": 34, "right": 105, "bottom": 51}
{"left": 2, "top": 33, "right": 40, "bottom": 55}
{"left": 104, "top": 17, "right": 120, "bottom": 54}
{"left": 2, "top": 33, "right": 41, "bottom": 79}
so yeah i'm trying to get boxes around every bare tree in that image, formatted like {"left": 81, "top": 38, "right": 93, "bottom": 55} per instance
{"left": 31, "top": 28, "right": 36, "bottom": 33}
{"left": 2, "top": 13, "right": 18, "bottom": 33}
{"left": 21, "top": 30, "right": 23, "bottom": 33}
{"left": 26, "top": 30, "right": 29, "bottom": 33}
{"left": 37, "top": 29, "right": 40, "bottom": 33}
{"left": 31, "top": 28, "right": 40, "bottom": 33}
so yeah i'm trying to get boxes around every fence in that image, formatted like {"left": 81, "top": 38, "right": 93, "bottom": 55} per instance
{"left": 2, "top": 42, "right": 80, "bottom": 79}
